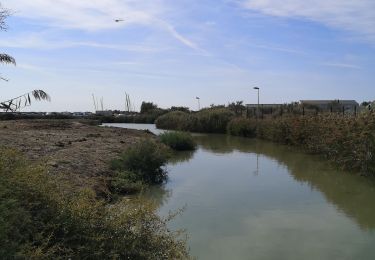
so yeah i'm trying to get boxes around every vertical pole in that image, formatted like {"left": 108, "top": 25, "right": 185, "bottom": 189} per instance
{"left": 257, "top": 89, "right": 260, "bottom": 120}
{"left": 92, "top": 94, "right": 97, "bottom": 112}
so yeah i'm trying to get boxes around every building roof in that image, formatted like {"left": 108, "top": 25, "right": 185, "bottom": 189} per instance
{"left": 246, "top": 104, "right": 284, "bottom": 108}
{"left": 300, "top": 100, "right": 359, "bottom": 105}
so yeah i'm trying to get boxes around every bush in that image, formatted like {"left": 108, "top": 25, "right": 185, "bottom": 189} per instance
{"left": 111, "top": 139, "right": 170, "bottom": 184}
{"left": 155, "top": 108, "right": 235, "bottom": 133}
{"left": 194, "top": 108, "right": 235, "bottom": 133}
{"left": 0, "top": 148, "right": 190, "bottom": 259}
{"left": 227, "top": 118, "right": 257, "bottom": 137}
{"left": 255, "top": 114, "right": 375, "bottom": 175}
{"left": 159, "top": 132, "right": 197, "bottom": 151}
{"left": 155, "top": 111, "right": 193, "bottom": 131}
{"left": 110, "top": 170, "right": 145, "bottom": 194}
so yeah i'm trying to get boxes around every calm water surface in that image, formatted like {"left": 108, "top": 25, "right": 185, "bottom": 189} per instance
{"left": 107, "top": 123, "right": 375, "bottom": 260}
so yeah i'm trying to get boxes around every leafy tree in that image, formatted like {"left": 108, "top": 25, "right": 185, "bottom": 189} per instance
{"left": 140, "top": 101, "right": 158, "bottom": 114}
{"left": 0, "top": 4, "right": 50, "bottom": 112}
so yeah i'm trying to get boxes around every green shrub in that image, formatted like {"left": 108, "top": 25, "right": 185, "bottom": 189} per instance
{"left": 255, "top": 114, "right": 375, "bottom": 175}
{"left": 155, "top": 111, "right": 193, "bottom": 131}
{"left": 110, "top": 170, "right": 145, "bottom": 194}
{"left": 111, "top": 139, "right": 170, "bottom": 184}
{"left": 0, "top": 148, "right": 189, "bottom": 259}
{"left": 160, "top": 131, "right": 197, "bottom": 151}
{"left": 194, "top": 108, "right": 235, "bottom": 133}
{"left": 227, "top": 118, "right": 257, "bottom": 137}
{"left": 156, "top": 108, "right": 235, "bottom": 133}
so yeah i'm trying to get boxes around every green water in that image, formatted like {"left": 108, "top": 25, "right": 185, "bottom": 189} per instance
{"left": 108, "top": 124, "right": 375, "bottom": 260}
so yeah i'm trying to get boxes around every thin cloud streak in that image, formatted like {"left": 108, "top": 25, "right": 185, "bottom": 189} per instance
{"left": 321, "top": 62, "right": 361, "bottom": 70}
{"left": 2, "top": 0, "right": 202, "bottom": 51}
{"left": 0, "top": 36, "right": 167, "bottom": 53}
{"left": 239, "top": 0, "right": 375, "bottom": 43}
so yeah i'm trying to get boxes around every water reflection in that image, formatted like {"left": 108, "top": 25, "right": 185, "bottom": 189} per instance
{"left": 168, "top": 150, "right": 196, "bottom": 165}
{"left": 141, "top": 185, "right": 172, "bottom": 209}
{"left": 193, "top": 134, "right": 375, "bottom": 231}
{"left": 109, "top": 124, "right": 375, "bottom": 259}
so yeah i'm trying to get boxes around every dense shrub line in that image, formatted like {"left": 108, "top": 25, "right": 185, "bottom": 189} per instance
{"left": 227, "top": 117, "right": 257, "bottom": 138}
{"left": 255, "top": 114, "right": 375, "bottom": 175}
{"left": 156, "top": 109, "right": 375, "bottom": 175}
{"left": 0, "top": 148, "right": 189, "bottom": 259}
{"left": 155, "top": 109, "right": 235, "bottom": 133}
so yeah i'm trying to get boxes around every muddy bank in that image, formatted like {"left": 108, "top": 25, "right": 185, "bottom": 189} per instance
{"left": 0, "top": 120, "right": 153, "bottom": 194}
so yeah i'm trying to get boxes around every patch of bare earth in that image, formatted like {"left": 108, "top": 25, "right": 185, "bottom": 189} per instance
{"left": 0, "top": 120, "right": 153, "bottom": 195}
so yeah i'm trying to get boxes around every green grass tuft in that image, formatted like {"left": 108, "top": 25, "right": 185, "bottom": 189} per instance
{"left": 159, "top": 131, "right": 197, "bottom": 151}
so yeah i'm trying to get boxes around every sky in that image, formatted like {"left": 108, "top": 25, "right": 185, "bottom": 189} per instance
{"left": 0, "top": 0, "right": 374, "bottom": 112}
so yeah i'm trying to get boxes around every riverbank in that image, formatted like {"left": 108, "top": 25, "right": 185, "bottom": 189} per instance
{"left": 0, "top": 119, "right": 190, "bottom": 258}
{"left": 0, "top": 119, "right": 154, "bottom": 195}
{"left": 156, "top": 110, "right": 375, "bottom": 175}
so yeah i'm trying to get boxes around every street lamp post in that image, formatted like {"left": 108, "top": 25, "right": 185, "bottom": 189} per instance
{"left": 196, "top": 97, "right": 201, "bottom": 111}
{"left": 253, "top": 87, "right": 260, "bottom": 119}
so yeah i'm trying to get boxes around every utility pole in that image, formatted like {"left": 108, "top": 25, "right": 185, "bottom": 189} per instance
{"left": 253, "top": 87, "right": 260, "bottom": 119}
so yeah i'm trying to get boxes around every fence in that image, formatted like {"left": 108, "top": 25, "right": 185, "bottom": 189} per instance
{"left": 245, "top": 104, "right": 363, "bottom": 119}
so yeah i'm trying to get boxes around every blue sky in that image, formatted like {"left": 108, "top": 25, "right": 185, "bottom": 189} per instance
{"left": 1, "top": 0, "right": 374, "bottom": 112}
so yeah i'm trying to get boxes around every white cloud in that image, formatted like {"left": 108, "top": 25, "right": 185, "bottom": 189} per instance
{"left": 0, "top": 33, "right": 167, "bottom": 53}
{"left": 2, "top": 0, "right": 199, "bottom": 50}
{"left": 239, "top": 0, "right": 375, "bottom": 42}
{"left": 321, "top": 62, "right": 361, "bottom": 70}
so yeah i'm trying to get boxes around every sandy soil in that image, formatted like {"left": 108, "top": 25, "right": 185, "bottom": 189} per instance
{"left": 0, "top": 119, "right": 152, "bottom": 195}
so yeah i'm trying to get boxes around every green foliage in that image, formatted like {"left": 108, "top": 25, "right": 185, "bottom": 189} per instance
{"left": 155, "top": 111, "right": 193, "bottom": 131}
{"left": 0, "top": 148, "right": 189, "bottom": 259}
{"left": 156, "top": 108, "right": 235, "bottom": 133}
{"left": 111, "top": 139, "right": 170, "bottom": 184}
{"left": 255, "top": 114, "right": 375, "bottom": 175}
{"left": 160, "top": 131, "right": 197, "bottom": 151}
{"left": 195, "top": 108, "right": 235, "bottom": 133}
{"left": 170, "top": 106, "right": 190, "bottom": 113}
{"left": 110, "top": 170, "right": 145, "bottom": 194}
{"left": 140, "top": 101, "right": 158, "bottom": 114}
{"left": 228, "top": 101, "right": 246, "bottom": 116}
{"left": 227, "top": 118, "right": 257, "bottom": 138}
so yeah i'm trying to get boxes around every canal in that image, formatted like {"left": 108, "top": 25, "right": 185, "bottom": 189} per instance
{"left": 104, "top": 123, "right": 375, "bottom": 260}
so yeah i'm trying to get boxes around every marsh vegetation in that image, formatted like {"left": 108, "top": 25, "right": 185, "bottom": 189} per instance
{"left": 0, "top": 148, "right": 189, "bottom": 259}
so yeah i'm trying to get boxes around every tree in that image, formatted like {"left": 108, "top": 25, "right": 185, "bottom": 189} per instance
{"left": 0, "top": 4, "right": 50, "bottom": 112}
{"left": 228, "top": 101, "right": 246, "bottom": 116}
{"left": 140, "top": 102, "right": 157, "bottom": 114}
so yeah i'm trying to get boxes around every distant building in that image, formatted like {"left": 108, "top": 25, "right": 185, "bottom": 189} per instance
{"left": 246, "top": 104, "right": 284, "bottom": 108}
{"left": 95, "top": 110, "right": 114, "bottom": 116}
{"left": 300, "top": 100, "right": 359, "bottom": 112}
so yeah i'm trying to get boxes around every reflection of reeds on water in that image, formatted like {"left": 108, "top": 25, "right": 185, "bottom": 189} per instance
{"left": 194, "top": 134, "right": 375, "bottom": 231}
{"left": 167, "top": 150, "right": 196, "bottom": 165}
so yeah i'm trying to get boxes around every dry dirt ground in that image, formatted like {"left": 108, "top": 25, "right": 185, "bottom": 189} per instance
{"left": 0, "top": 120, "right": 152, "bottom": 195}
